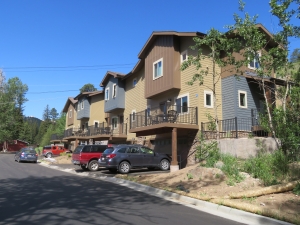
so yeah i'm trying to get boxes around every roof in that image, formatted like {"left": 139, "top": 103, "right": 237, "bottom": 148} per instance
{"left": 99, "top": 71, "right": 126, "bottom": 87}
{"left": 74, "top": 90, "right": 103, "bottom": 100}
{"left": 62, "top": 97, "right": 78, "bottom": 113}
{"left": 122, "top": 60, "right": 145, "bottom": 80}
{"left": 138, "top": 31, "right": 205, "bottom": 59}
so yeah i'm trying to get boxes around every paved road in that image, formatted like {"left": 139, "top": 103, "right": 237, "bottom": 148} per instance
{"left": 0, "top": 154, "right": 246, "bottom": 225}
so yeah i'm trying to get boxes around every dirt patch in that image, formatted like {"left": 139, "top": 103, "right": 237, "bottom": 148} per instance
{"left": 47, "top": 155, "right": 300, "bottom": 224}
{"left": 41, "top": 154, "right": 72, "bottom": 164}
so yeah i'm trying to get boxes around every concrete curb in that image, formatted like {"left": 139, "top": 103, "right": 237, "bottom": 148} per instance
{"left": 39, "top": 162, "right": 293, "bottom": 225}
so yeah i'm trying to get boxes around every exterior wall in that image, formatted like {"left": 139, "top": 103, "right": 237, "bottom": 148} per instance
{"left": 104, "top": 76, "right": 125, "bottom": 113}
{"left": 67, "top": 104, "right": 75, "bottom": 126}
{"left": 124, "top": 67, "right": 149, "bottom": 142}
{"left": 77, "top": 97, "right": 90, "bottom": 120}
{"left": 89, "top": 94, "right": 105, "bottom": 126}
{"left": 144, "top": 35, "right": 181, "bottom": 98}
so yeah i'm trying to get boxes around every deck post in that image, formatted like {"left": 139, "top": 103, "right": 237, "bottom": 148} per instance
{"left": 170, "top": 127, "right": 179, "bottom": 172}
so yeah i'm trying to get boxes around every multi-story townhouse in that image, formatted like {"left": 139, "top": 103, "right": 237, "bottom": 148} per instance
{"left": 127, "top": 31, "right": 223, "bottom": 172}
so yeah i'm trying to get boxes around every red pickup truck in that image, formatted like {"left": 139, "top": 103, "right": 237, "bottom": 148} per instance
{"left": 42, "top": 145, "right": 70, "bottom": 158}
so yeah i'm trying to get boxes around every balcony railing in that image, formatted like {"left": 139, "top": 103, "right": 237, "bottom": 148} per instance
{"left": 64, "top": 122, "right": 127, "bottom": 138}
{"left": 50, "top": 134, "right": 64, "bottom": 141}
{"left": 130, "top": 105, "right": 198, "bottom": 129}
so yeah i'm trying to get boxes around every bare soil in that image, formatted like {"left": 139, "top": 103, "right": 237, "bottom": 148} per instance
{"left": 46, "top": 155, "right": 300, "bottom": 224}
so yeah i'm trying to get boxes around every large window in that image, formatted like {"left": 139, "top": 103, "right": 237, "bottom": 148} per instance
{"left": 248, "top": 52, "right": 261, "bottom": 69}
{"left": 176, "top": 94, "right": 189, "bottom": 113}
{"left": 204, "top": 91, "right": 213, "bottom": 108}
{"left": 105, "top": 88, "right": 109, "bottom": 100}
{"left": 112, "top": 84, "right": 117, "bottom": 98}
{"left": 112, "top": 117, "right": 118, "bottom": 129}
{"left": 153, "top": 58, "right": 163, "bottom": 79}
{"left": 238, "top": 90, "right": 247, "bottom": 108}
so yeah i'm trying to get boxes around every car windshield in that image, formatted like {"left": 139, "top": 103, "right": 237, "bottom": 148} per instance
{"left": 23, "top": 149, "right": 36, "bottom": 154}
{"left": 73, "top": 146, "right": 85, "bottom": 154}
{"left": 103, "top": 148, "right": 114, "bottom": 154}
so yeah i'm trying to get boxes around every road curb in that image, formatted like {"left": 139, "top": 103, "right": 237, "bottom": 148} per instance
{"left": 39, "top": 162, "right": 293, "bottom": 225}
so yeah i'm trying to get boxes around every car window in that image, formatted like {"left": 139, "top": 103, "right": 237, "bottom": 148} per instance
{"left": 73, "top": 146, "right": 84, "bottom": 154}
{"left": 82, "top": 146, "right": 91, "bottom": 153}
{"left": 140, "top": 147, "right": 153, "bottom": 154}
{"left": 91, "top": 145, "right": 107, "bottom": 153}
{"left": 44, "top": 146, "right": 51, "bottom": 149}
{"left": 103, "top": 148, "right": 114, "bottom": 154}
{"left": 23, "top": 150, "right": 36, "bottom": 154}
{"left": 117, "top": 147, "right": 127, "bottom": 153}
{"left": 127, "top": 147, "right": 140, "bottom": 154}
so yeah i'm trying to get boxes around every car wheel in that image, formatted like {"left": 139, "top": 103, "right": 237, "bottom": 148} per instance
{"left": 46, "top": 153, "right": 52, "bottom": 158}
{"left": 88, "top": 160, "right": 99, "bottom": 171}
{"left": 119, "top": 161, "right": 130, "bottom": 174}
{"left": 160, "top": 159, "right": 170, "bottom": 171}
{"left": 108, "top": 168, "right": 117, "bottom": 173}
{"left": 81, "top": 164, "right": 89, "bottom": 171}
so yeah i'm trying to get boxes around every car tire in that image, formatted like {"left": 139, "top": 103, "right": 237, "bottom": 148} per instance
{"left": 88, "top": 160, "right": 99, "bottom": 171}
{"left": 119, "top": 161, "right": 130, "bottom": 174}
{"left": 81, "top": 164, "right": 89, "bottom": 171}
{"left": 108, "top": 168, "right": 117, "bottom": 173}
{"left": 45, "top": 153, "right": 52, "bottom": 158}
{"left": 159, "top": 159, "right": 170, "bottom": 171}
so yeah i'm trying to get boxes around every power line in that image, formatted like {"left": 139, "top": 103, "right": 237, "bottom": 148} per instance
{"left": 27, "top": 90, "right": 81, "bottom": 94}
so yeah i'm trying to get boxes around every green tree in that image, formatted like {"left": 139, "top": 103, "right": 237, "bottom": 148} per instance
{"left": 79, "top": 83, "right": 97, "bottom": 93}
{"left": 290, "top": 48, "right": 300, "bottom": 63}
{"left": 50, "top": 108, "right": 59, "bottom": 121}
{"left": 43, "top": 105, "right": 51, "bottom": 121}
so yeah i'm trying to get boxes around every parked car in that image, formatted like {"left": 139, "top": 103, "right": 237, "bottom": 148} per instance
{"left": 72, "top": 144, "right": 116, "bottom": 171}
{"left": 14, "top": 147, "right": 38, "bottom": 163}
{"left": 98, "top": 144, "right": 171, "bottom": 174}
{"left": 42, "top": 145, "right": 70, "bottom": 158}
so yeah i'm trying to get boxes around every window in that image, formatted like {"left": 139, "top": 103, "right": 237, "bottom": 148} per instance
{"left": 238, "top": 90, "right": 247, "bottom": 108}
{"left": 147, "top": 105, "right": 151, "bottom": 116}
{"left": 204, "top": 91, "right": 213, "bottom": 108}
{"left": 69, "top": 109, "right": 72, "bottom": 118}
{"left": 77, "top": 103, "right": 80, "bottom": 111}
{"left": 248, "top": 51, "right": 261, "bottom": 69}
{"left": 105, "top": 88, "right": 109, "bottom": 100}
{"left": 112, "top": 84, "right": 117, "bottom": 98}
{"left": 81, "top": 100, "right": 84, "bottom": 110}
{"left": 94, "top": 121, "right": 99, "bottom": 128}
{"left": 153, "top": 58, "right": 163, "bottom": 79}
{"left": 176, "top": 94, "right": 189, "bottom": 113}
{"left": 140, "top": 147, "right": 153, "bottom": 155}
{"left": 133, "top": 79, "right": 137, "bottom": 87}
{"left": 132, "top": 110, "right": 136, "bottom": 121}
{"left": 112, "top": 117, "right": 118, "bottom": 129}
{"left": 117, "top": 147, "right": 127, "bottom": 153}
{"left": 181, "top": 50, "right": 188, "bottom": 62}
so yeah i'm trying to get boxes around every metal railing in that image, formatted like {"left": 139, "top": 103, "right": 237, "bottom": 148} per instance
{"left": 201, "top": 116, "right": 269, "bottom": 139}
{"left": 50, "top": 134, "right": 64, "bottom": 141}
{"left": 130, "top": 105, "right": 198, "bottom": 129}
{"left": 64, "top": 122, "right": 127, "bottom": 138}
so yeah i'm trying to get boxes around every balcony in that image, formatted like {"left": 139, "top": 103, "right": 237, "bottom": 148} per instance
{"left": 129, "top": 105, "right": 198, "bottom": 136}
{"left": 63, "top": 122, "right": 127, "bottom": 141}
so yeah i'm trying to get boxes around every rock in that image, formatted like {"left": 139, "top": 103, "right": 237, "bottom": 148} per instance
{"left": 214, "top": 161, "right": 224, "bottom": 169}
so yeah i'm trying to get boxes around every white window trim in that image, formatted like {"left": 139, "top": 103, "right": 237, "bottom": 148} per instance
{"left": 94, "top": 120, "right": 99, "bottom": 127}
{"left": 238, "top": 90, "right": 248, "bottom": 108}
{"left": 112, "top": 84, "right": 117, "bottom": 98}
{"left": 111, "top": 116, "right": 118, "bottom": 129}
{"left": 81, "top": 100, "right": 84, "bottom": 110}
{"left": 105, "top": 87, "right": 110, "bottom": 101}
{"left": 69, "top": 109, "right": 72, "bottom": 118}
{"left": 133, "top": 79, "right": 137, "bottom": 87}
{"left": 131, "top": 109, "right": 136, "bottom": 122}
{"left": 77, "top": 103, "right": 80, "bottom": 111}
{"left": 175, "top": 93, "right": 189, "bottom": 114}
{"left": 204, "top": 90, "right": 214, "bottom": 108}
{"left": 248, "top": 51, "right": 261, "bottom": 70}
{"left": 153, "top": 58, "right": 163, "bottom": 80}
{"left": 181, "top": 50, "right": 188, "bottom": 62}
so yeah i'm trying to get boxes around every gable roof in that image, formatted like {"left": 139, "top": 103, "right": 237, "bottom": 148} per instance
{"left": 99, "top": 71, "right": 126, "bottom": 87}
{"left": 62, "top": 97, "right": 78, "bottom": 113}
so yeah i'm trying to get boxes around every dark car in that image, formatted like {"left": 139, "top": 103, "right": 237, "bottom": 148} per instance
{"left": 14, "top": 147, "right": 38, "bottom": 163}
{"left": 72, "top": 144, "right": 115, "bottom": 171}
{"left": 98, "top": 144, "right": 171, "bottom": 174}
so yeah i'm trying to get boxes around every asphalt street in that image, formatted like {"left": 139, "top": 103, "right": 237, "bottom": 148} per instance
{"left": 0, "top": 153, "right": 246, "bottom": 225}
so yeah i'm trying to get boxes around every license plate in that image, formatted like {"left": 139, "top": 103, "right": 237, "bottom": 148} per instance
{"left": 27, "top": 155, "right": 33, "bottom": 158}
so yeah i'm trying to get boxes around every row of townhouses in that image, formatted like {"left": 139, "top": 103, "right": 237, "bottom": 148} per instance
{"left": 51, "top": 24, "right": 284, "bottom": 172}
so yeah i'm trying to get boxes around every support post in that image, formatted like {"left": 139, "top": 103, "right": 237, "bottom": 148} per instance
{"left": 235, "top": 117, "right": 238, "bottom": 139}
{"left": 170, "top": 127, "right": 179, "bottom": 172}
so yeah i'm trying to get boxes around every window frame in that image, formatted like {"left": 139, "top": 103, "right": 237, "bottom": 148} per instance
{"left": 105, "top": 87, "right": 110, "bottom": 101}
{"left": 69, "top": 109, "right": 72, "bottom": 118}
{"left": 238, "top": 90, "right": 248, "bottom": 108}
{"left": 204, "top": 90, "right": 213, "bottom": 108}
{"left": 181, "top": 50, "right": 188, "bottom": 62}
{"left": 94, "top": 120, "right": 99, "bottom": 128}
{"left": 77, "top": 103, "right": 80, "bottom": 111}
{"left": 111, "top": 117, "right": 118, "bottom": 129}
{"left": 248, "top": 51, "right": 261, "bottom": 70}
{"left": 81, "top": 99, "right": 84, "bottom": 110}
{"left": 112, "top": 84, "right": 117, "bottom": 98}
{"left": 153, "top": 58, "right": 163, "bottom": 80}
{"left": 131, "top": 109, "right": 136, "bottom": 122}
{"left": 133, "top": 79, "right": 137, "bottom": 87}
{"left": 176, "top": 93, "right": 189, "bottom": 114}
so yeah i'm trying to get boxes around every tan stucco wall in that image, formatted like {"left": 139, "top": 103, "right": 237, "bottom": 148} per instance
{"left": 89, "top": 94, "right": 105, "bottom": 126}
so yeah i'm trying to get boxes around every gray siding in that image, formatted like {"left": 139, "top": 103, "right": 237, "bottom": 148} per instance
{"left": 77, "top": 97, "right": 90, "bottom": 119}
{"left": 222, "top": 76, "right": 236, "bottom": 120}
{"left": 104, "top": 76, "right": 125, "bottom": 113}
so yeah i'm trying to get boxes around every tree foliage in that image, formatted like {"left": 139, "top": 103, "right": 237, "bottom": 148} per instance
{"left": 80, "top": 83, "right": 97, "bottom": 93}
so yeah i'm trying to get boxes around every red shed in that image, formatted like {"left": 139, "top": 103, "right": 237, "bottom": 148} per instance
{"left": 0, "top": 140, "right": 29, "bottom": 152}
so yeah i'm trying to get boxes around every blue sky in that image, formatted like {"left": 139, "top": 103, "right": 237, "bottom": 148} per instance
{"left": 1, "top": 0, "right": 299, "bottom": 120}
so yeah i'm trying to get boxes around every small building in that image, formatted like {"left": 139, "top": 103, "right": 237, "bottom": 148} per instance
{"left": 0, "top": 140, "right": 29, "bottom": 152}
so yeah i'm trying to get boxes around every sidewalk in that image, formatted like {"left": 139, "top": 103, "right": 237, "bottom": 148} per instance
{"left": 39, "top": 162, "right": 293, "bottom": 225}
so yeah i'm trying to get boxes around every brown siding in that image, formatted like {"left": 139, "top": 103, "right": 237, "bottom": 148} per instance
{"left": 145, "top": 35, "right": 180, "bottom": 98}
